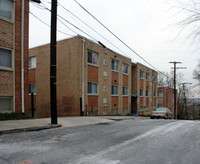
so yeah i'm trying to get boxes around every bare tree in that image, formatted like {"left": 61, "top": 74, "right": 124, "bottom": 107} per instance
{"left": 193, "top": 60, "right": 200, "bottom": 84}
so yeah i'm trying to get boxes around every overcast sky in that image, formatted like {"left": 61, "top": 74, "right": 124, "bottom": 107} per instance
{"left": 29, "top": 0, "right": 200, "bottom": 96}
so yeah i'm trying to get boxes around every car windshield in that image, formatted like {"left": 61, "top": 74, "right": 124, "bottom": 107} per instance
{"left": 155, "top": 108, "right": 167, "bottom": 111}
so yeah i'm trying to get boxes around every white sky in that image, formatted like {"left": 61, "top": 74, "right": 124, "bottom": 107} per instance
{"left": 29, "top": 0, "right": 200, "bottom": 96}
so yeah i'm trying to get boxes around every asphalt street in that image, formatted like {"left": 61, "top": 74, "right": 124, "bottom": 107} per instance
{"left": 0, "top": 118, "right": 200, "bottom": 164}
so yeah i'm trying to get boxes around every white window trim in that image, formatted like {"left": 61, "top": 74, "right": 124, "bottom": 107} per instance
{"left": 122, "top": 63, "right": 128, "bottom": 75}
{"left": 29, "top": 56, "right": 36, "bottom": 69}
{"left": 111, "top": 59, "right": 119, "bottom": 72}
{"left": 140, "top": 70, "right": 144, "bottom": 79}
{"left": 111, "top": 85, "right": 118, "bottom": 96}
{"left": 0, "top": 46, "right": 13, "bottom": 71}
{"left": 0, "top": 0, "right": 14, "bottom": 23}
{"left": 139, "top": 89, "right": 143, "bottom": 97}
{"left": 87, "top": 81, "right": 98, "bottom": 95}
{"left": 87, "top": 50, "right": 98, "bottom": 66}
{"left": 123, "top": 86, "right": 128, "bottom": 96}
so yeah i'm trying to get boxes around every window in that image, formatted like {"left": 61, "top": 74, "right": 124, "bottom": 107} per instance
{"left": 0, "top": 47, "right": 12, "bottom": 69}
{"left": 122, "top": 64, "right": 128, "bottom": 74}
{"left": 140, "top": 70, "right": 144, "bottom": 79}
{"left": 0, "top": 0, "right": 13, "bottom": 20}
{"left": 103, "top": 59, "right": 107, "bottom": 65}
{"left": 140, "top": 89, "right": 143, "bottom": 96}
{"left": 103, "top": 98, "right": 107, "bottom": 104}
{"left": 111, "top": 85, "right": 118, "bottom": 95}
{"left": 103, "top": 71, "right": 107, "bottom": 77}
{"left": 0, "top": 97, "right": 12, "bottom": 112}
{"left": 29, "top": 56, "right": 36, "bottom": 69}
{"left": 158, "top": 91, "right": 163, "bottom": 97}
{"left": 87, "top": 50, "right": 98, "bottom": 65}
{"left": 123, "top": 86, "right": 128, "bottom": 96}
{"left": 29, "top": 83, "right": 36, "bottom": 94}
{"left": 154, "top": 91, "right": 156, "bottom": 97}
{"left": 88, "top": 82, "right": 97, "bottom": 94}
{"left": 103, "top": 86, "right": 107, "bottom": 92}
{"left": 111, "top": 59, "right": 118, "bottom": 71}
{"left": 146, "top": 90, "right": 149, "bottom": 97}
{"left": 146, "top": 73, "right": 149, "bottom": 80}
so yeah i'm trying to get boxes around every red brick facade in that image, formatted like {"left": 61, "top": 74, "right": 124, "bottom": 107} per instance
{"left": 0, "top": 0, "right": 29, "bottom": 114}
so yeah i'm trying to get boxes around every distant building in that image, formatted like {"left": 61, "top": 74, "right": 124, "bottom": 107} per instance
{"left": 131, "top": 63, "right": 158, "bottom": 116}
{"left": 29, "top": 36, "right": 132, "bottom": 117}
{"left": 0, "top": 0, "right": 29, "bottom": 114}
{"left": 157, "top": 87, "right": 176, "bottom": 118}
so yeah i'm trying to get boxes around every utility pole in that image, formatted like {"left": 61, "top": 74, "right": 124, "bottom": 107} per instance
{"left": 180, "top": 82, "right": 192, "bottom": 120}
{"left": 50, "top": 0, "right": 57, "bottom": 125}
{"left": 169, "top": 62, "right": 186, "bottom": 119}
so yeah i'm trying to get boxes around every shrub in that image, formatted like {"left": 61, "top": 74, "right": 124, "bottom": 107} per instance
{"left": 0, "top": 113, "right": 30, "bottom": 121}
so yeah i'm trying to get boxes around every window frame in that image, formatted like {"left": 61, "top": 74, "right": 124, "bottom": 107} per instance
{"left": 0, "top": 46, "right": 13, "bottom": 71}
{"left": 122, "top": 63, "right": 128, "bottom": 74}
{"left": 123, "top": 86, "right": 128, "bottom": 96}
{"left": 0, "top": 96, "right": 13, "bottom": 113}
{"left": 158, "top": 91, "right": 163, "bottom": 97}
{"left": 87, "top": 50, "right": 98, "bottom": 66}
{"left": 0, "top": 0, "right": 13, "bottom": 22}
{"left": 29, "top": 56, "right": 36, "bottom": 69}
{"left": 87, "top": 82, "right": 98, "bottom": 95}
{"left": 140, "top": 70, "right": 144, "bottom": 79}
{"left": 29, "top": 83, "right": 36, "bottom": 95}
{"left": 146, "top": 90, "right": 149, "bottom": 97}
{"left": 111, "top": 85, "right": 118, "bottom": 96}
{"left": 111, "top": 59, "right": 119, "bottom": 72}
{"left": 139, "top": 89, "right": 143, "bottom": 97}
{"left": 146, "top": 72, "right": 149, "bottom": 80}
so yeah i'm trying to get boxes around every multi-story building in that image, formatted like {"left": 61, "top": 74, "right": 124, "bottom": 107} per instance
{"left": 158, "top": 87, "right": 176, "bottom": 118}
{"left": 0, "top": 0, "right": 29, "bottom": 114}
{"left": 132, "top": 63, "right": 158, "bottom": 115}
{"left": 29, "top": 36, "right": 132, "bottom": 118}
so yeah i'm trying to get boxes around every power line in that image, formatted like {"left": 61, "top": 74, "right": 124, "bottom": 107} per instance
{"left": 29, "top": 11, "right": 74, "bottom": 36}
{"left": 58, "top": 3, "right": 131, "bottom": 59}
{"left": 73, "top": 0, "right": 160, "bottom": 72}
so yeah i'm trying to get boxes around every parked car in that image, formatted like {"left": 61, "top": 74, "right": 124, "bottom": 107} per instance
{"left": 150, "top": 107, "right": 172, "bottom": 119}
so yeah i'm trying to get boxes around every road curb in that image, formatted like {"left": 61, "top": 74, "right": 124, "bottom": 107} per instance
{"left": 0, "top": 124, "right": 62, "bottom": 135}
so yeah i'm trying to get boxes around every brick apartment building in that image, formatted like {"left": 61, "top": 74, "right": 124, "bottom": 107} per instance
{"left": 132, "top": 63, "right": 158, "bottom": 116}
{"left": 0, "top": 0, "right": 29, "bottom": 114}
{"left": 158, "top": 87, "right": 177, "bottom": 118}
{"left": 29, "top": 36, "right": 132, "bottom": 118}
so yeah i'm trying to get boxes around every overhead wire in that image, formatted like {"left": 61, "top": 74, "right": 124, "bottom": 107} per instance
{"left": 73, "top": 0, "right": 163, "bottom": 74}
{"left": 29, "top": 11, "right": 74, "bottom": 37}
{"left": 58, "top": 3, "right": 131, "bottom": 59}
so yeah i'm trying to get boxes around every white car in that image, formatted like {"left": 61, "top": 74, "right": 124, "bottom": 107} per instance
{"left": 150, "top": 107, "right": 172, "bottom": 119}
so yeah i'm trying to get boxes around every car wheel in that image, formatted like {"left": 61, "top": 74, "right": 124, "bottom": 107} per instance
{"left": 150, "top": 117, "right": 154, "bottom": 119}
{"left": 165, "top": 115, "right": 168, "bottom": 119}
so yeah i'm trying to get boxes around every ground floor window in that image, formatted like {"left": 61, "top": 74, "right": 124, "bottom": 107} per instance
{"left": 29, "top": 83, "right": 36, "bottom": 94}
{"left": 0, "top": 97, "right": 12, "bottom": 112}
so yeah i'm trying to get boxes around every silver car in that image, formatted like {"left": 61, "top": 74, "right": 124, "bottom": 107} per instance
{"left": 150, "top": 107, "right": 172, "bottom": 119}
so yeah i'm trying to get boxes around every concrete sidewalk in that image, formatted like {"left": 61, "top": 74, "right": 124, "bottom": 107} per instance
{"left": 0, "top": 116, "right": 138, "bottom": 135}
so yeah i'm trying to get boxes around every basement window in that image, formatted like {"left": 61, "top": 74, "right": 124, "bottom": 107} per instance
{"left": 0, "top": 97, "right": 12, "bottom": 112}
